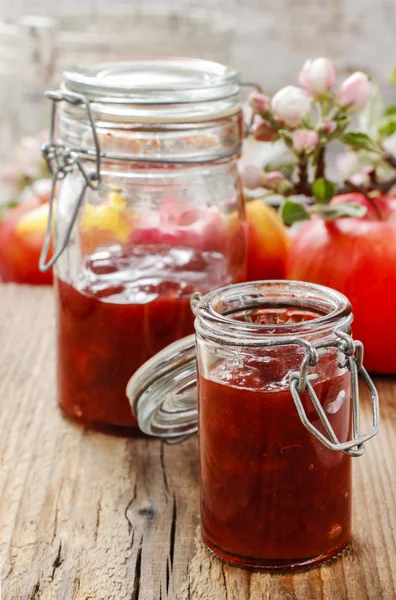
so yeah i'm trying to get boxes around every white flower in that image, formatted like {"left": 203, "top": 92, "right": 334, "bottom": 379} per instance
{"left": 338, "top": 72, "right": 373, "bottom": 113}
{"left": 240, "top": 164, "right": 266, "bottom": 189}
{"left": 271, "top": 86, "right": 311, "bottom": 128}
{"left": 299, "top": 58, "right": 337, "bottom": 97}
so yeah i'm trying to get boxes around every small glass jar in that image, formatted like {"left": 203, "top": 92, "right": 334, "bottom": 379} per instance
{"left": 128, "top": 280, "right": 379, "bottom": 569}
{"left": 41, "top": 58, "right": 247, "bottom": 434}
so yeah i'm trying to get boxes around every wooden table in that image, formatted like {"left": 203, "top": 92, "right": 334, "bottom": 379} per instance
{"left": 0, "top": 284, "right": 395, "bottom": 600}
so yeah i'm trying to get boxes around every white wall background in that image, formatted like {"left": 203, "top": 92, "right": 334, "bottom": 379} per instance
{"left": 0, "top": 0, "right": 394, "bottom": 96}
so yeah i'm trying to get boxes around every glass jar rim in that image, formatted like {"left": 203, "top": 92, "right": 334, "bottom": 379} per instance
{"left": 193, "top": 280, "right": 353, "bottom": 343}
{"left": 62, "top": 57, "right": 240, "bottom": 105}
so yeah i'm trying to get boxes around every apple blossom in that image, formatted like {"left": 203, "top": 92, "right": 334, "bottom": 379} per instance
{"left": 240, "top": 164, "right": 266, "bottom": 189}
{"left": 254, "top": 116, "right": 278, "bottom": 142}
{"left": 293, "top": 129, "right": 319, "bottom": 153}
{"left": 299, "top": 58, "right": 337, "bottom": 97}
{"left": 338, "top": 72, "right": 373, "bottom": 112}
{"left": 321, "top": 120, "right": 337, "bottom": 134}
{"left": 263, "top": 171, "right": 291, "bottom": 194}
{"left": 349, "top": 167, "right": 374, "bottom": 187}
{"left": 271, "top": 86, "right": 311, "bottom": 128}
{"left": 249, "top": 91, "right": 271, "bottom": 114}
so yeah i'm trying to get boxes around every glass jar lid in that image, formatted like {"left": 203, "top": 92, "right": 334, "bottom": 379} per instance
{"left": 126, "top": 334, "right": 197, "bottom": 441}
{"left": 61, "top": 58, "right": 240, "bottom": 123}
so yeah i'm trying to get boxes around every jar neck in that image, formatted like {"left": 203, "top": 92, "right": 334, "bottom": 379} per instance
{"left": 193, "top": 280, "right": 353, "bottom": 346}
{"left": 58, "top": 105, "right": 243, "bottom": 164}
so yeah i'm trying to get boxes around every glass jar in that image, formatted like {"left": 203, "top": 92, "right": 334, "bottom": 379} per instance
{"left": 128, "top": 280, "right": 379, "bottom": 569}
{"left": 41, "top": 58, "right": 247, "bottom": 434}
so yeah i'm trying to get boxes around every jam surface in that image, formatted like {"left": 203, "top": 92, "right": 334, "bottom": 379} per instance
{"left": 57, "top": 243, "right": 241, "bottom": 433}
{"left": 198, "top": 357, "right": 352, "bottom": 569}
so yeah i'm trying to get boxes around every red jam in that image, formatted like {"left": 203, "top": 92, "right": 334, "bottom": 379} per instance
{"left": 198, "top": 347, "right": 352, "bottom": 568}
{"left": 57, "top": 243, "right": 243, "bottom": 434}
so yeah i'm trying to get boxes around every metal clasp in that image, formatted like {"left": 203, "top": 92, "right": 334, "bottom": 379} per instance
{"left": 39, "top": 90, "right": 102, "bottom": 271}
{"left": 289, "top": 331, "right": 380, "bottom": 457}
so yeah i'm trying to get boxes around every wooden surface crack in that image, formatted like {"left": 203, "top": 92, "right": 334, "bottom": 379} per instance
{"left": 160, "top": 441, "right": 169, "bottom": 494}
{"left": 170, "top": 494, "right": 177, "bottom": 570}
{"left": 221, "top": 563, "right": 229, "bottom": 600}
{"left": 94, "top": 498, "right": 102, "bottom": 542}
{"left": 131, "top": 535, "right": 143, "bottom": 600}
{"left": 50, "top": 541, "right": 63, "bottom": 582}
{"left": 125, "top": 480, "right": 137, "bottom": 536}
{"left": 29, "top": 581, "right": 41, "bottom": 599}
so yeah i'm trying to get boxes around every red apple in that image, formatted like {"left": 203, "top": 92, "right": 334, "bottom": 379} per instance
{"left": 0, "top": 197, "right": 53, "bottom": 285}
{"left": 286, "top": 192, "right": 396, "bottom": 373}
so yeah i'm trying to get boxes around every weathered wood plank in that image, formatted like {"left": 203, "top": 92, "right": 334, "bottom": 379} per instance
{"left": 0, "top": 284, "right": 395, "bottom": 600}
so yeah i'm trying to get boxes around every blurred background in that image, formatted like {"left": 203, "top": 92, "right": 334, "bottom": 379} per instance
{"left": 0, "top": 0, "right": 394, "bottom": 194}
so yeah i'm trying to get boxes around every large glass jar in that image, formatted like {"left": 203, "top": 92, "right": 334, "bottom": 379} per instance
{"left": 128, "top": 281, "right": 379, "bottom": 569}
{"left": 42, "top": 58, "right": 247, "bottom": 435}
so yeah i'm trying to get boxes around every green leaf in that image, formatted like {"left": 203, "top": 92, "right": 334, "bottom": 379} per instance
{"left": 312, "top": 178, "right": 336, "bottom": 203}
{"left": 310, "top": 202, "right": 367, "bottom": 221}
{"left": 384, "top": 104, "right": 396, "bottom": 117}
{"left": 341, "top": 132, "right": 380, "bottom": 153}
{"left": 378, "top": 116, "right": 396, "bottom": 140}
{"left": 390, "top": 67, "right": 396, "bottom": 85}
{"left": 281, "top": 200, "right": 310, "bottom": 225}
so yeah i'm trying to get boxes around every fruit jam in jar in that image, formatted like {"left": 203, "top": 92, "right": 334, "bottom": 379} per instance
{"left": 199, "top": 368, "right": 352, "bottom": 567}
{"left": 192, "top": 281, "right": 380, "bottom": 569}
{"left": 56, "top": 240, "right": 244, "bottom": 432}
{"left": 42, "top": 59, "right": 246, "bottom": 433}
{"left": 131, "top": 281, "right": 379, "bottom": 568}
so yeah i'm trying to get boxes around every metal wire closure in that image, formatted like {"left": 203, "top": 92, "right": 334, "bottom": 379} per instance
{"left": 39, "top": 91, "right": 102, "bottom": 271}
{"left": 289, "top": 330, "right": 379, "bottom": 457}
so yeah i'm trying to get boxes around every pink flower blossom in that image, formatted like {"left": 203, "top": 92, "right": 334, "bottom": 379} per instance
{"left": 338, "top": 72, "right": 373, "bottom": 112}
{"left": 271, "top": 86, "right": 311, "bottom": 128}
{"left": 292, "top": 129, "right": 319, "bottom": 154}
{"left": 299, "top": 58, "right": 337, "bottom": 98}
{"left": 263, "top": 171, "right": 290, "bottom": 194}
{"left": 248, "top": 91, "right": 271, "bottom": 114}
{"left": 321, "top": 120, "right": 337, "bottom": 134}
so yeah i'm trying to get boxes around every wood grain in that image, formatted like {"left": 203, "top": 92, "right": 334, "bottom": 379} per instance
{"left": 0, "top": 284, "right": 395, "bottom": 600}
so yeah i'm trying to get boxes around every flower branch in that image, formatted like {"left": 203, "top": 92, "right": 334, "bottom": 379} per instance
{"left": 241, "top": 57, "right": 396, "bottom": 223}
